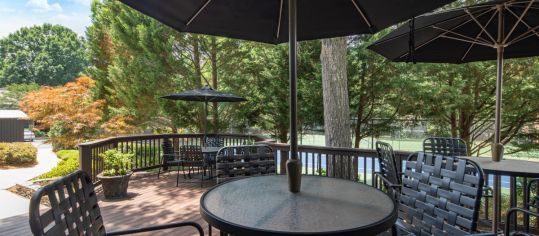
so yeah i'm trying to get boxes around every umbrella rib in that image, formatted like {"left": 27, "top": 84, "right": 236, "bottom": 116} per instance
{"left": 439, "top": 34, "right": 494, "bottom": 48}
{"left": 460, "top": 8, "right": 499, "bottom": 62}
{"left": 186, "top": 0, "right": 213, "bottom": 26}
{"left": 394, "top": 8, "right": 494, "bottom": 60}
{"left": 507, "top": 23, "right": 539, "bottom": 45}
{"left": 503, "top": 0, "right": 534, "bottom": 44}
{"left": 350, "top": 0, "right": 372, "bottom": 28}
{"left": 275, "top": 0, "right": 284, "bottom": 40}
{"left": 466, "top": 8, "right": 497, "bottom": 43}
{"left": 505, "top": 7, "right": 539, "bottom": 45}
{"left": 433, "top": 26, "right": 493, "bottom": 46}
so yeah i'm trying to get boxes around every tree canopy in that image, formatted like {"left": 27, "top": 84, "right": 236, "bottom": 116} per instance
{"left": 0, "top": 24, "right": 87, "bottom": 86}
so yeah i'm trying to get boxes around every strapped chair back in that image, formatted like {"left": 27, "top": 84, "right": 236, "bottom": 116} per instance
{"left": 423, "top": 137, "right": 468, "bottom": 156}
{"left": 216, "top": 145, "right": 275, "bottom": 184}
{"left": 30, "top": 170, "right": 105, "bottom": 236}
{"left": 162, "top": 138, "right": 176, "bottom": 163}
{"left": 180, "top": 145, "right": 204, "bottom": 163}
{"left": 398, "top": 152, "right": 484, "bottom": 235}
{"left": 376, "top": 141, "right": 401, "bottom": 187}
{"left": 205, "top": 136, "right": 224, "bottom": 147}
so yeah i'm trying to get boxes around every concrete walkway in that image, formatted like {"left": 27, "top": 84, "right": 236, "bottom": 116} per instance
{"left": 0, "top": 140, "right": 59, "bottom": 219}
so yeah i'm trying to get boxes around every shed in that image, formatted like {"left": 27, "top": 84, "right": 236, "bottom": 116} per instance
{"left": 0, "top": 110, "right": 32, "bottom": 142}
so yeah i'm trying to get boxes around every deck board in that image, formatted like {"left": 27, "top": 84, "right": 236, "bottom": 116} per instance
{"left": 0, "top": 172, "right": 219, "bottom": 236}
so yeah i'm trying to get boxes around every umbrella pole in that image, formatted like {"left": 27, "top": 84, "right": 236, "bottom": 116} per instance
{"left": 493, "top": 46, "right": 504, "bottom": 160}
{"left": 493, "top": 4, "right": 504, "bottom": 162}
{"left": 204, "top": 100, "right": 208, "bottom": 146}
{"left": 492, "top": 6, "right": 504, "bottom": 234}
{"left": 286, "top": 0, "right": 302, "bottom": 193}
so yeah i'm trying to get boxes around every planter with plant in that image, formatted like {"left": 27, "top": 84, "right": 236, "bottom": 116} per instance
{"left": 97, "top": 150, "right": 134, "bottom": 199}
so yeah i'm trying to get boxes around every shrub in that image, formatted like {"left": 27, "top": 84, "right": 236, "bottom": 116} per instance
{"left": 0, "top": 142, "right": 37, "bottom": 165}
{"left": 37, "top": 150, "right": 79, "bottom": 179}
{"left": 99, "top": 150, "right": 133, "bottom": 176}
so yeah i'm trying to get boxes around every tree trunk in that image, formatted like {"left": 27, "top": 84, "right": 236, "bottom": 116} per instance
{"left": 210, "top": 37, "right": 219, "bottom": 133}
{"left": 192, "top": 36, "right": 204, "bottom": 133}
{"left": 320, "top": 37, "right": 353, "bottom": 180}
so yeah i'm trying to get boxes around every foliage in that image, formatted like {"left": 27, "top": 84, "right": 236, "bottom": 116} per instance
{"left": 348, "top": 35, "right": 408, "bottom": 147}
{"left": 19, "top": 76, "right": 104, "bottom": 150}
{"left": 0, "top": 24, "right": 87, "bottom": 86}
{"left": 99, "top": 114, "right": 141, "bottom": 137}
{"left": 37, "top": 150, "right": 79, "bottom": 179}
{"left": 87, "top": 1, "right": 240, "bottom": 132}
{"left": 230, "top": 41, "right": 323, "bottom": 142}
{"left": 0, "top": 83, "right": 39, "bottom": 109}
{"left": 0, "top": 142, "right": 37, "bottom": 165}
{"left": 99, "top": 149, "right": 133, "bottom": 176}
{"left": 395, "top": 59, "right": 539, "bottom": 155}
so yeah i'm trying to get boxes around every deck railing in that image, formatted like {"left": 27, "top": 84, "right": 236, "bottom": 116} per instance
{"left": 78, "top": 133, "right": 271, "bottom": 181}
{"left": 78, "top": 133, "right": 538, "bottom": 233}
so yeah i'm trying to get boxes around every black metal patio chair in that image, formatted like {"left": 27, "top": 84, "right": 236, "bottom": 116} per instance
{"left": 374, "top": 141, "right": 402, "bottom": 198}
{"left": 423, "top": 137, "right": 468, "bottom": 156}
{"left": 505, "top": 207, "right": 539, "bottom": 236}
{"left": 424, "top": 137, "right": 493, "bottom": 199}
{"left": 215, "top": 145, "right": 275, "bottom": 184}
{"left": 504, "top": 178, "right": 539, "bottom": 235}
{"left": 29, "top": 170, "right": 203, "bottom": 236}
{"left": 179, "top": 145, "right": 208, "bottom": 187}
{"left": 383, "top": 152, "right": 489, "bottom": 235}
{"left": 157, "top": 138, "right": 186, "bottom": 187}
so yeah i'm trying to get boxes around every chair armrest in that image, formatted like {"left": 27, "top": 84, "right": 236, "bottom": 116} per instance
{"left": 106, "top": 221, "right": 204, "bottom": 236}
{"left": 373, "top": 172, "right": 401, "bottom": 189}
{"left": 505, "top": 207, "right": 539, "bottom": 235}
{"left": 374, "top": 172, "right": 401, "bottom": 201}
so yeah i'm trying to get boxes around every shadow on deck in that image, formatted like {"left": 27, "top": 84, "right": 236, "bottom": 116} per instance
{"left": 0, "top": 172, "right": 218, "bottom": 236}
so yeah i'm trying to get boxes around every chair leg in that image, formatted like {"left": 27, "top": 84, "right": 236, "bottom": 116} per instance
{"left": 182, "top": 164, "right": 187, "bottom": 179}
{"left": 176, "top": 165, "right": 180, "bottom": 187}
{"left": 157, "top": 166, "right": 161, "bottom": 179}
{"left": 209, "top": 224, "right": 212, "bottom": 236}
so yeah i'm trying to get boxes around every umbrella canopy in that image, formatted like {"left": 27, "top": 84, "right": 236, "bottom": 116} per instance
{"left": 161, "top": 85, "right": 246, "bottom": 143}
{"left": 368, "top": 0, "right": 539, "bottom": 161}
{"left": 121, "top": 0, "right": 454, "bottom": 192}
{"left": 161, "top": 85, "right": 247, "bottom": 102}
{"left": 120, "top": 0, "right": 454, "bottom": 44}
{"left": 368, "top": 0, "right": 539, "bottom": 63}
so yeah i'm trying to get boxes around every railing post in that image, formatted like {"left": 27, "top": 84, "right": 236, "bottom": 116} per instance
{"left": 79, "top": 144, "right": 93, "bottom": 179}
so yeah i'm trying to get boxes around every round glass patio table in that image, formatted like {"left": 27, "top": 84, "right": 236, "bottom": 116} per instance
{"left": 200, "top": 175, "right": 397, "bottom": 236}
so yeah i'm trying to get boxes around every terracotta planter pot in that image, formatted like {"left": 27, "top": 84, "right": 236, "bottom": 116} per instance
{"left": 97, "top": 172, "right": 132, "bottom": 199}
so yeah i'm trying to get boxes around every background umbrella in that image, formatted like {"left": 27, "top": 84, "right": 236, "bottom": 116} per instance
{"left": 368, "top": 0, "right": 539, "bottom": 232}
{"left": 121, "top": 0, "right": 454, "bottom": 192}
{"left": 161, "top": 85, "right": 247, "bottom": 143}
{"left": 368, "top": 0, "right": 539, "bottom": 162}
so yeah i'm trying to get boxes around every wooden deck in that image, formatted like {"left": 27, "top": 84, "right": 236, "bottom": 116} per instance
{"left": 0, "top": 172, "right": 218, "bottom": 236}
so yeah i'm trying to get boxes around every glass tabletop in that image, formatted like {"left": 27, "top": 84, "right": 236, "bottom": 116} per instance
{"left": 200, "top": 175, "right": 397, "bottom": 236}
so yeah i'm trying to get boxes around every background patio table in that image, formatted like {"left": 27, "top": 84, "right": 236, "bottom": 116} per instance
{"left": 462, "top": 157, "right": 539, "bottom": 232}
{"left": 200, "top": 175, "right": 397, "bottom": 236}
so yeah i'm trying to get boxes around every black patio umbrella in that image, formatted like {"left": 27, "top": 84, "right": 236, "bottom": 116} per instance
{"left": 368, "top": 0, "right": 539, "bottom": 162}
{"left": 161, "top": 85, "right": 247, "bottom": 143}
{"left": 121, "top": 0, "right": 454, "bottom": 192}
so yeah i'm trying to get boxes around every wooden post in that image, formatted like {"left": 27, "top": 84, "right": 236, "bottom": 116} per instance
{"left": 79, "top": 144, "right": 93, "bottom": 179}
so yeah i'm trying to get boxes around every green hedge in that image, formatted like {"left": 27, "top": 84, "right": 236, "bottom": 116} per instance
{"left": 38, "top": 150, "right": 79, "bottom": 179}
{"left": 0, "top": 142, "right": 37, "bottom": 165}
